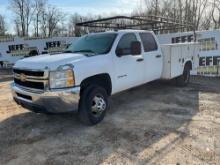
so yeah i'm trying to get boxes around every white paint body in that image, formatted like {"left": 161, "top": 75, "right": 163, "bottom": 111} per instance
{"left": 161, "top": 43, "right": 199, "bottom": 79}
{"left": 157, "top": 29, "right": 220, "bottom": 60}
{"left": 157, "top": 29, "right": 220, "bottom": 76}
{"left": 14, "top": 30, "right": 199, "bottom": 95}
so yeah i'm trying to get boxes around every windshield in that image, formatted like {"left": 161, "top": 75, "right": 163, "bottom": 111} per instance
{"left": 65, "top": 33, "right": 117, "bottom": 55}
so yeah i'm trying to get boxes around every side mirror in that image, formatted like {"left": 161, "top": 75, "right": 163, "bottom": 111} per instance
{"left": 6, "top": 50, "right": 10, "bottom": 54}
{"left": 116, "top": 48, "right": 124, "bottom": 57}
{"left": 131, "top": 41, "right": 141, "bottom": 55}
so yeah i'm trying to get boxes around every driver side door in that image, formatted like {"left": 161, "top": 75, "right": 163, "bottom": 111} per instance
{"left": 113, "top": 33, "right": 145, "bottom": 92}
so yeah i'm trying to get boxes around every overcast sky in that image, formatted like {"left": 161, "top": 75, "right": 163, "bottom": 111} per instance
{"left": 0, "top": 0, "right": 144, "bottom": 34}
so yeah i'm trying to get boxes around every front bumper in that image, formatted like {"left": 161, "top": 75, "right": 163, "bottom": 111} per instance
{"left": 11, "top": 83, "right": 80, "bottom": 113}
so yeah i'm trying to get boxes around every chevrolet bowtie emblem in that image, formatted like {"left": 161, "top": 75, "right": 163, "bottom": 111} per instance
{"left": 20, "top": 73, "right": 27, "bottom": 82}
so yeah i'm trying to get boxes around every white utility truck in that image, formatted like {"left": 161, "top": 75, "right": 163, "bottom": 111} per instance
{"left": 11, "top": 30, "right": 199, "bottom": 125}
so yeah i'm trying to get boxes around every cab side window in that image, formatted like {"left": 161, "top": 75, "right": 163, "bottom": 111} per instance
{"left": 116, "top": 33, "right": 138, "bottom": 56}
{"left": 140, "top": 33, "right": 158, "bottom": 52}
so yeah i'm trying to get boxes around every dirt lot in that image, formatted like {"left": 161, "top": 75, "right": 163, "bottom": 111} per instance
{"left": 0, "top": 76, "right": 220, "bottom": 165}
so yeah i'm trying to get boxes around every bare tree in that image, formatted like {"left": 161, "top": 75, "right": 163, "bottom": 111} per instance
{"left": 35, "top": 5, "right": 65, "bottom": 37}
{"left": 10, "top": 0, "right": 34, "bottom": 36}
{"left": 136, "top": 0, "right": 210, "bottom": 31}
{"left": 143, "top": 0, "right": 160, "bottom": 16}
{"left": 10, "top": 0, "right": 25, "bottom": 36}
{"left": 40, "top": 8, "right": 47, "bottom": 37}
{"left": 46, "top": 6, "right": 65, "bottom": 37}
{"left": 191, "top": 0, "right": 209, "bottom": 30}
{"left": 25, "top": 0, "right": 35, "bottom": 35}
{"left": 14, "top": 18, "right": 21, "bottom": 36}
{"left": 33, "top": 0, "right": 47, "bottom": 37}
{"left": 68, "top": 13, "right": 82, "bottom": 36}
{"left": 0, "top": 15, "right": 6, "bottom": 35}
{"left": 211, "top": 0, "right": 220, "bottom": 29}
{"left": 6, "top": 0, "right": 216, "bottom": 37}
{"left": 200, "top": 12, "right": 212, "bottom": 30}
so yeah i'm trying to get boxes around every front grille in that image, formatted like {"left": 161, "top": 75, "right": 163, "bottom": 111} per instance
{"left": 13, "top": 68, "right": 48, "bottom": 91}
{"left": 14, "top": 78, "right": 45, "bottom": 90}
{"left": 13, "top": 69, "right": 44, "bottom": 77}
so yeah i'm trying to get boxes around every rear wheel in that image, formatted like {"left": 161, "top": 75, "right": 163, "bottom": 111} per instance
{"left": 78, "top": 85, "right": 109, "bottom": 125}
{"left": 176, "top": 65, "right": 191, "bottom": 87}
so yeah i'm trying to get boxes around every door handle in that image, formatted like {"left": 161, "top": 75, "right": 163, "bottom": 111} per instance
{"left": 136, "top": 58, "right": 144, "bottom": 62}
{"left": 156, "top": 55, "right": 162, "bottom": 58}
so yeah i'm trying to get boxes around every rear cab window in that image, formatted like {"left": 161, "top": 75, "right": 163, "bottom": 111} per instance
{"left": 139, "top": 33, "right": 158, "bottom": 52}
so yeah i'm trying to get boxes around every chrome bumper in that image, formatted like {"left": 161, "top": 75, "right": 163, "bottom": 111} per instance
{"left": 11, "top": 83, "right": 80, "bottom": 113}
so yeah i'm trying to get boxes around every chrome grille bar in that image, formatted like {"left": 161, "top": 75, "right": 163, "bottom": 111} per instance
{"left": 13, "top": 68, "right": 49, "bottom": 92}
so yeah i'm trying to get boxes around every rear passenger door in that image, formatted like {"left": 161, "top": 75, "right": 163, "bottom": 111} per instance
{"left": 139, "top": 32, "right": 163, "bottom": 82}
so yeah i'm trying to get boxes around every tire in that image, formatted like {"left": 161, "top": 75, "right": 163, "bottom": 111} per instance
{"left": 78, "top": 85, "right": 109, "bottom": 125}
{"left": 176, "top": 65, "right": 191, "bottom": 87}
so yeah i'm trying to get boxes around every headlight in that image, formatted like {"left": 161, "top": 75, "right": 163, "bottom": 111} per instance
{"left": 49, "top": 69, "right": 75, "bottom": 89}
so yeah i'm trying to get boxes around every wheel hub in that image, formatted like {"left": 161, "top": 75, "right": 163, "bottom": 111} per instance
{"left": 91, "top": 95, "right": 106, "bottom": 115}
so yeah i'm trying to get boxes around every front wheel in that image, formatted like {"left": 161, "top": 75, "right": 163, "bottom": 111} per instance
{"left": 78, "top": 85, "right": 109, "bottom": 125}
{"left": 176, "top": 65, "right": 190, "bottom": 87}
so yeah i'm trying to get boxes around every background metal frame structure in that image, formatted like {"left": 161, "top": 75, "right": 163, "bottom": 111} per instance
{"left": 76, "top": 15, "right": 195, "bottom": 34}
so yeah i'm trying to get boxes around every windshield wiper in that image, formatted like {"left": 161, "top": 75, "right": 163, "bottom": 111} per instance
{"left": 63, "top": 50, "right": 73, "bottom": 53}
{"left": 73, "top": 50, "right": 96, "bottom": 55}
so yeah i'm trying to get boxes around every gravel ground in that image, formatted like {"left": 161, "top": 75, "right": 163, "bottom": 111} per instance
{"left": 0, "top": 76, "right": 220, "bottom": 165}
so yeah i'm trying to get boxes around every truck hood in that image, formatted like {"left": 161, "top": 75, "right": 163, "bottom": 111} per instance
{"left": 14, "top": 53, "right": 86, "bottom": 70}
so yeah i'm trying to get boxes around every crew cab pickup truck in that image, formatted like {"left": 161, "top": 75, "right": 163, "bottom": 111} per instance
{"left": 11, "top": 30, "right": 199, "bottom": 125}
